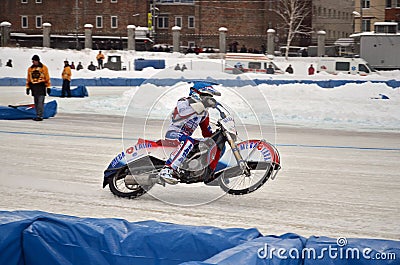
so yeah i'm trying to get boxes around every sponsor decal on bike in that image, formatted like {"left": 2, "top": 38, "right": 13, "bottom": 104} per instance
{"left": 111, "top": 152, "right": 125, "bottom": 168}
{"left": 238, "top": 141, "right": 272, "bottom": 161}
{"left": 125, "top": 142, "right": 153, "bottom": 155}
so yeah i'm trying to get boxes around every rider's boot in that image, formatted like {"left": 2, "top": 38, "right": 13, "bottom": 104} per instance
{"left": 158, "top": 166, "right": 179, "bottom": 185}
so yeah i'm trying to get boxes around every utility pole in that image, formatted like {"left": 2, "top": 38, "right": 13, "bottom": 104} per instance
{"left": 75, "top": 0, "right": 80, "bottom": 49}
{"left": 360, "top": 0, "right": 363, "bottom": 32}
{"left": 149, "top": 1, "right": 159, "bottom": 43}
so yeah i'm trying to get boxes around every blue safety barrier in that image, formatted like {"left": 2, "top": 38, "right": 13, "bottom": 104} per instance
{"left": 1, "top": 211, "right": 399, "bottom": 265}
{"left": 134, "top": 59, "right": 166, "bottom": 71}
{"left": 48, "top": 85, "right": 89, "bottom": 97}
{"left": 0, "top": 100, "right": 57, "bottom": 120}
{"left": 0, "top": 77, "right": 399, "bottom": 89}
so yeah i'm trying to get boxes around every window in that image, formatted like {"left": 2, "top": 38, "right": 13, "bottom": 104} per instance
{"left": 336, "top": 62, "right": 350, "bottom": 71}
{"left": 188, "top": 16, "right": 195, "bottom": 28}
{"left": 175, "top": 16, "right": 182, "bottom": 27}
{"left": 35, "top": 16, "right": 42, "bottom": 28}
{"left": 21, "top": 16, "right": 28, "bottom": 28}
{"left": 157, "top": 16, "right": 169, "bottom": 29}
{"left": 397, "top": 0, "right": 400, "bottom": 7}
{"left": 21, "top": 0, "right": 28, "bottom": 3}
{"left": 249, "top": 62, "right": 261, "bottom": 69}
{"left": 358, "top": 64, "right": 370, "bottom": 73}
{"left": 96, "top": 16, "right": 103, "bottom": 28}
{"left": 36, "top": 0, "right": 42, "bottom": 3}
{"left": 96, "top": 0, "right": 102, "bottom": 3}
{"left": 362, "top": 0, "right": 370, "bottom": 8}
{"left": 111, "top": 16, "right": 118, "bottom": 28}
{"left": 386, "top": 0, "right": 392, "bottom": 7}
{"left": 362, "top": 19, "right": 371, "bottom": 31}
{"left": 111, "top": 0, "right": 117, "bottom": 2}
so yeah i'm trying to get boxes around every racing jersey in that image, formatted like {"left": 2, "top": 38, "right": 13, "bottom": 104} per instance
{"left": 166, "top": 97, "right": 212, "bottom": 139}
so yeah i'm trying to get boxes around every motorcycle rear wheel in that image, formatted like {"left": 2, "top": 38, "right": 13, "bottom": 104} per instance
{"left": 108, "top": 167, "right": 154, "bottom": 199}
{"left": 218, "top": 162, "right": 274, "bottom": 195}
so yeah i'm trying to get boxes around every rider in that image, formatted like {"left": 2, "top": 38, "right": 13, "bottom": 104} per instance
{"left": 158, "top": 82, "right": 221, "bottom": 184}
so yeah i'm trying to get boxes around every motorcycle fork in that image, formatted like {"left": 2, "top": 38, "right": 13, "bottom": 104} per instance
{"left": 224, "top": 132, "right": 250, "bottom": 176}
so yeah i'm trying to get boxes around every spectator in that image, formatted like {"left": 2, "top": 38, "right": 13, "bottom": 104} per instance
{"left": 301, "top": 48, "right": 309, "bottom": 57}
{"left": 61, "top": 60, "right": 72, "bottom": 98}
{"left": 181, "top": 64, "right": 187, "bottom": 71}
{"left": 6, "top": 59, "right": 12, "bottom": 67}
{"left": 174, "top": 63, "right": 181, "bottom": 71}
{"left": 76, "top": 62, "right": 83, "bottom": 71}
{"left": 96, "top": 51, "right": 105, "bottom": 69}
{"left": 266, "top": 64, "right": 275, "bottom": 74}
{"left": 70, "top": 61, "right": 76, "bottom": 70}
{"left": 88, "top": 61, "right": 96, "bottom": 71}
{"left": 232, "top": 64, "right": 243, "bottom": 74}
{"left": 240, "top": 45, "right": 247, "bottom": 53}
{"left": 308, "top": 64, "right": 315, "bottom": 75}
{"left": 285, "top": 64, "right": 294, "bottom": 74}
{"left": 26, "top": 54, "right": 51, "bottom": 121}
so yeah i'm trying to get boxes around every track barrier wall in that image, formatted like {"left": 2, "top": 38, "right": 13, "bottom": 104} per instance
{"left": 1, "top": 211, "right": 399, "bottom": 265}
{"left": 0, "top": 77, "right": 399, "bottom": 88}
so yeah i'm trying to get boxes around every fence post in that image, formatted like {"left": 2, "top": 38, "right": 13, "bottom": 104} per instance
{"left": 267, "top": 29, "right": 275, "bottom": 55}
{"left": 172, "top": 26, "right": 181, "bottom": 53}
{"left": 84, "top": 24, "right": 93, "bottom": 49}
{"left": 0, "top": 21, "right": 11, "bottom": 47}
{"left": 317, "top": 30, "right": 326, "bottom": 57}
{"left": 127, "top": 25, "right": 136, "bottom": 51}
{"left": 219, "top": 27, "right": 227, "bottom": 54}
{"left": 42, "top": 23, "right": 51, "bottom": 48}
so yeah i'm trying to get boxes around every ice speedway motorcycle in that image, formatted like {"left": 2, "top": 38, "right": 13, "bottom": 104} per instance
{"left": 103, "top": 99, "right": 281, "bottom": 199}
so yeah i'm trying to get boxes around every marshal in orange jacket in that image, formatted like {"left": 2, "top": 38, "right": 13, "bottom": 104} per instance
{"left": 62, "top": 65, "right": 72, "bottom": 81}
{"left": 26, "top": 62, "right": 51, "bottom": 88}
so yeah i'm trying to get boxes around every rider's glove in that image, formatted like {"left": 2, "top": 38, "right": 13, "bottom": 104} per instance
{"left": 46, "top": 88, "right": 51, "bottom": 95}
{"left": 201, "top": 96, "right": 217, "bottom": 108}
{"left": 26, "top": 88, "right": 30, "bottom": 95}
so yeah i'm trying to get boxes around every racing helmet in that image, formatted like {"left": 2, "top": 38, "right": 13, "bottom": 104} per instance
{"left": 189, "top": 81, "right": 221, "bottom": 102}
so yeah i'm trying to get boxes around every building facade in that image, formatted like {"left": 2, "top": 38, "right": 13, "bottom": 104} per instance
{"left": 1, "top": 0, "right": 356, "bottom": 51}
{"left": 312, "top": 0, "right": 354, "bottom": 43}
{"left": 354, "top": 0, "right": 386, "bottom": 33}
{"left": 384, "top": 0, "right": 400, "bottom": 30}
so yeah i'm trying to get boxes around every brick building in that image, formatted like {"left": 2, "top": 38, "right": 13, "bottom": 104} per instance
{"left": 0, "top": 0, "right": 355, "bottom": 51}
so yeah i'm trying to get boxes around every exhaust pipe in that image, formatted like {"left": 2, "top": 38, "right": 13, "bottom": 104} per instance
{"left": 125, "top": 174, "right": 155, "bottom": 186}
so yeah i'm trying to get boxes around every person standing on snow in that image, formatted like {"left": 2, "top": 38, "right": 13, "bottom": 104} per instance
{"left": 308, "top": 64, "right": 315, "bottom": 75}
{"left": 96, "top": 51, "right": 105, "bottom": 69}
{"left": 61, "top": 60, "right": 72, "bottom": 97}
{"left": 26, "top": 54, "right": 51, "bottom": 121}
{"left": 158, "top": 82, "right": 221, "bottom": 184}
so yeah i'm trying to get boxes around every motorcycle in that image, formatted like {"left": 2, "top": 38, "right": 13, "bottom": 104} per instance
{"left": 103, "top": 100, "right": 281, "bottom": 199}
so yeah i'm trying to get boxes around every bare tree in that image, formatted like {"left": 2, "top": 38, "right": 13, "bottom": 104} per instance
{"left": 273, "top": 0, "right": 311, "bottom": 59}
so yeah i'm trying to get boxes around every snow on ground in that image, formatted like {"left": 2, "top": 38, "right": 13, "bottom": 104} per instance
{"left": 1, "top": 47, "right": 399, "bottom": 131}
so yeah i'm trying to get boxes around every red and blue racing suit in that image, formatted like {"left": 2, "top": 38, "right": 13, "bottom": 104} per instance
{"left": 165, "top": 97, "right": 213, "bottom": 170}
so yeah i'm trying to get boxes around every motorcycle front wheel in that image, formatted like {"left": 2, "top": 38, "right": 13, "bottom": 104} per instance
{"left": 218, "top": 161, "right": 276, "bottom": 195}
{"left": 108, "top": 167, "right": 154, "bottom": 199}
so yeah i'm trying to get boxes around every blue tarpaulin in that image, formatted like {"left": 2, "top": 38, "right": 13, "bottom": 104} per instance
{"left": 0, "top": 100, "right": 57, "bottom": 120}
{"left": 48, "top": 85, "right": 89, "bottom": 97}
{"left": 1, "top": 211, "right": 399, "bottom": 265}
